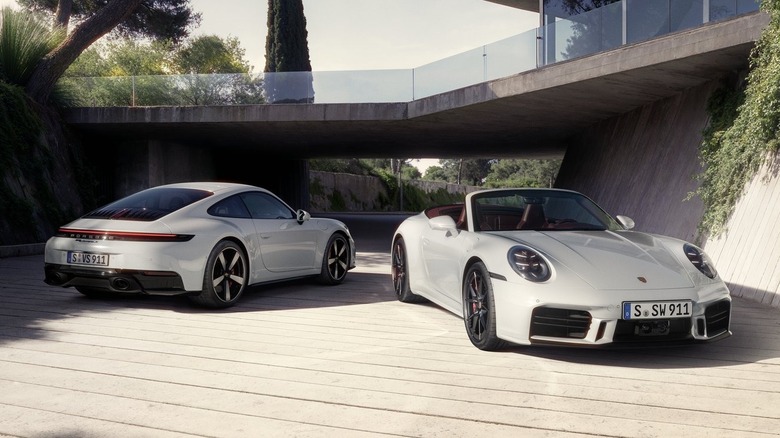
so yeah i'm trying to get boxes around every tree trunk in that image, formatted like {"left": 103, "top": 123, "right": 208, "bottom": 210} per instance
{"left": 25, "top": 0, "right": 144, "bottom": 104}
{"left": 54, "top": 0, "right": 72, "bottom": 29}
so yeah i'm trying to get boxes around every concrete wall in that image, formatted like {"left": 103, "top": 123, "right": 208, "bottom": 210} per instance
{"left": 310, "top": 171, "right": 478, "bottom": 212}
{"left": 556, "top": 78, "right": 780, "bottom": 306}
{"left": 310, "top": 171, "right": 389, "bottom": 212}
{"left": 556, "top": 80, "right": 716, "bottom": 243}
{"left": 703, "top": 151, "right": 780, "bottom": 306}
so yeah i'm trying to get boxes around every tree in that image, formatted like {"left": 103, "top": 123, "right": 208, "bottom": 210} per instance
{"left": 17, "top": 0, "right": 199, "bottom": 103}
{"left": 18, "top": 0, "right": 198, "bottom": 41}
{"left": 484, "top": 158, "right": 562, "bottom": 188}
{"left": 431, "top": 159, "right": 491, "bottom": 185}
{"left": 62, "top": 35, "right": 264, "bottom": 106}
{"left": 263, "top": 0, "right": 313, "bottom": 103}
{"left": 175, "top": 35, "right": 248, "bottom": 74}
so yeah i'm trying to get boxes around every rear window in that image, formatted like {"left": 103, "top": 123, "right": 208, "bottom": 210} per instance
{"left": 83, "top": 188, "right": 213, "bottom": 221}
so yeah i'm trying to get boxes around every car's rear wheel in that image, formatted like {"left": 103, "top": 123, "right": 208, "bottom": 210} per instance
{"left": 463, "top": 262, "right": 505, "bottom": 350}
{"left": 189, "top": 240, "right": 248, "bottom": 308}
{"left": 391, "top": 237, "right": 424, "bottom": 303}
{"left": 318, "top": 233, "right": 350, "bottom": 285}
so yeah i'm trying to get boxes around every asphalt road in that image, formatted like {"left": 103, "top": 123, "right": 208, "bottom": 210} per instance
{"left": 317, "top": 212, "right": 412, "bottom": 253}
{"left": 1, "top": 214, "right": 779, "bottom": 437}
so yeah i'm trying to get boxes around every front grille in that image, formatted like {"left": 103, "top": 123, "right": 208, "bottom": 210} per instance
{"left": 705, "top": 300, "right": 731, "bottom": 337}
{"left": 614, "top": 318, "right": 692, "bottom": 342}
{"left": 530, "top": 307, "right": 591, "bottom": 339}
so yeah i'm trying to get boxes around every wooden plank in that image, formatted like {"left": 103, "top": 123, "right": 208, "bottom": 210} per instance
{"left": 1, "top": 254, "right": 779, "bottom": 437}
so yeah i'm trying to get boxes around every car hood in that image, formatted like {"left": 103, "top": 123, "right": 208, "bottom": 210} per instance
{"left": 496, "top": 230, "right": 694, "bottom": 290}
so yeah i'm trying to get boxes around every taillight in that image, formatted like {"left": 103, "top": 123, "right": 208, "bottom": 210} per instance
{"left": 57, "top": 228, "right": 193, "bottom": 242}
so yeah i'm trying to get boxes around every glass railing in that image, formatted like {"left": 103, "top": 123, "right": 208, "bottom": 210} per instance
{"left": 59, "top": 0, "right": 759, "bottom": 107}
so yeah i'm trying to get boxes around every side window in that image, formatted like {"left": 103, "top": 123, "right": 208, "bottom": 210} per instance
{"left": 240, "top": 192, "right": 295, "bottom": 220}
{"left": 208, "top": 195, "right": 252, "bottom": 218}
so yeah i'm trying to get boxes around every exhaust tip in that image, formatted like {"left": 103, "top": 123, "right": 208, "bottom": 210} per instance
{"left": 111, "top": 277, "right": 132, "bottom": 291}
{"left": 45, "top": 272, "right": 69, "bottom": 286}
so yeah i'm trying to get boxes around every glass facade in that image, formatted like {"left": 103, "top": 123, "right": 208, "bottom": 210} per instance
{"left": 542, "top": 0, "right": 760, "bottom": 64}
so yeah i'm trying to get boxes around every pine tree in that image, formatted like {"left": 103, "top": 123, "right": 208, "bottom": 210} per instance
{"left": 263, "top": 0, "right": 313, "bottom": 103}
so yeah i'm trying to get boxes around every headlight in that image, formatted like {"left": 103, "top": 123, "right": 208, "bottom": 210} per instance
{"left": 684, "top": 243, "right": 717, "bottom": 279}
{"left": 508, "top": 245, "right": 551, "bottom": 282}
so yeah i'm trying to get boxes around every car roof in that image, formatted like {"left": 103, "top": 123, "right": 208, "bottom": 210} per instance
{"left": 151, "top": 182, "right": 264, "bottom": 195}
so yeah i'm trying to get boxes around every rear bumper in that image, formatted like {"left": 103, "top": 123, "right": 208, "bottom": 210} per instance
{"left": 44, "top": 263, "right": 189, "bottom": 296}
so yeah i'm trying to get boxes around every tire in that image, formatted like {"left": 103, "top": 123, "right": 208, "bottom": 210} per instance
{"left": 318, "top": 233, "right": 350, "bottom": 285}
{"left": 463, "top": 261, "right": 505, "bottom": 350}
{"left": 391, "top": 237, "right": 425, "bottom": 303}
{"left": 189, "top": 240, "right": 248, "bottom": 308}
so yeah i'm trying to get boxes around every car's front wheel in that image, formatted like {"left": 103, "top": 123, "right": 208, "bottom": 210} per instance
{"left": 463, "top": 261, "right": 505, "bottom": 350}
{"left": 318, "top": 233, "right": 350, "bottom": 285}
{"left": 391, "top": 237, "right": 424, "bottom": 303}
{"left": 189, "top": 240, "right": 248, "bottom": 308}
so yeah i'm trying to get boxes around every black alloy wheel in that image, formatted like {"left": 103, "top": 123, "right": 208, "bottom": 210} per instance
{"left": 190, "top": 240, "right": 248, "bottom": 308}
{"left": 391, "top": 237, "right": 423, "bottom": 303}
{"left": 463, "top": 262, "right": 504, "bottom": 350}
{"left": 319, "top": 233, "right": 350, "bottom": 284}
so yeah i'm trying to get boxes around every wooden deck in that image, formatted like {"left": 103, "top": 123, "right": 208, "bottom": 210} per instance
{"left": 1, "top": 252, "right": 779, "bottom": 437}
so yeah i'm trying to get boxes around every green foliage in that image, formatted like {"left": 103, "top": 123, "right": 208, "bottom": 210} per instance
{"left": 175, "top": 36, "right": 249, "bottom": 74}
{"left": 422, "top": 165, "right": 449, "bottom": 182}
{"left": 0, "top": 7, "right": 64, "bottom": 85}
{"left": 60, "top": 36, "right": 264, "bottom": 106}
{"left": 264, "top": 0, "right": 312, "bottom": 73}
{"left": 0, "top": 80, "right": 41, "bottom": 172}
{"left": 328, "top": 189, "right": 347, "bottom": 211}
{"left": 264, "top": 0, "right": 313, "bottom": 103}
{"left": 484, "top": 158, "right": 562, "bottom": 188}
{"left": 310, "top": 158, "right": 376, "bottom": 175}
{"left": 0, "top": 80, "right": 75, "bottom": 241}
{"left": 430, "top": 159, "right": 491, "bottom": 185}
{"left": 693, "top": 1, "right": 780, "bottom": 236}
{"left": 17, "top": 0, "right": 201, "bottom": 43}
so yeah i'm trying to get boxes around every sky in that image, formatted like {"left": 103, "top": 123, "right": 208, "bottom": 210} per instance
{"left": 0, "top": 0, "right": 537, "bottom": 71}
{"left": 0, "top": 0, "right": 538, "bottom": 170}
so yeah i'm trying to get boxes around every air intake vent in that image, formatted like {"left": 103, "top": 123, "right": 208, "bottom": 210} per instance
{"left": 84, "top": 207, "right": 167, "bottom": 221}
{"left": 531, "top": 307, "right": 591, "bottom": 339}
{"left": 705, "top": 300, "right": 731, "bottom": 337}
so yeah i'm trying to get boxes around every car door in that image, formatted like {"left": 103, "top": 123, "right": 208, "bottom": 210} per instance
{"left": 421, "top": 216, "right": 465, "bottom": 310}
{"left": 240, "top": 192, "right": 317, "bottom": 273}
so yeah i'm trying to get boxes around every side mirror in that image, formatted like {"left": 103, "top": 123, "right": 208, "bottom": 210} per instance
{"left": 296, "top": 209, "right": 311, "bottom": 224}
{"left": 430, "top": 215, "right": 458, "bottom": 235}
{"left": 616, "top": 215, "right": 635, "bottom": 230}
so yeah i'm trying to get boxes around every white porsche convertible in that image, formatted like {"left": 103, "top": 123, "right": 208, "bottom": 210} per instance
{"left": 45, "top": 182, "right": 356, "bottom": 308}
{"left": 391, "top": 188, "right": 731, "bottom": 350}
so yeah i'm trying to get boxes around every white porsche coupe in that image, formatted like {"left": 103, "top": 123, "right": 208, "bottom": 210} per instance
{"left": 45, "top": 182, "right": 356, "bottom": 308}
{"left": 391, "top": 188, "right": 731, "bottom": 350}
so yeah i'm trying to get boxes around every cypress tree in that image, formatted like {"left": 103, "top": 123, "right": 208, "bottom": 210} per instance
{"left": 264, "top": 0, "right": 313, "bottom": 103}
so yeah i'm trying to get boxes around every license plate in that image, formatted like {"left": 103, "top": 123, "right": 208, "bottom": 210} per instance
{"left": 622, "top": 300, "right": 692, "bottom": 320}
{"left": 67, "top": 251, "right": 109, "bottom": 266}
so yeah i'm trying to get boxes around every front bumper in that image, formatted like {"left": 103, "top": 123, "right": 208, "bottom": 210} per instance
{"left": 492, "top": 279, "right": 732, "bottom": 347}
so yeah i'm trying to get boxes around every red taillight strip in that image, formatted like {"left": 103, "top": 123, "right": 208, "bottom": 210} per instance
{"left": 57, "top": 228, "right": 194, "bottom": 242}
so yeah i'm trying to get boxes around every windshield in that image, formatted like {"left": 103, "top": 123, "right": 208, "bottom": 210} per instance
{"left": 471, "top": 189, "right": 621, "bottom": 232}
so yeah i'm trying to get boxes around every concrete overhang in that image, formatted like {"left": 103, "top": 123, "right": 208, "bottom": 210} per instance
{"left": 484, "top": 0, "right": 539, "bottom": 13}
{"left": 63, "top": 12, "right": 767, "bottom": 160}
